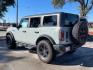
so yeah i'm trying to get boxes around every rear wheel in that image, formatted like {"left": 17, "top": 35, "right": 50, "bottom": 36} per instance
{"left": 37, "top": 40, "right": 55, "bottom": 63}
{"left": 6, "top": 34, "right": 16, "bottom": 49}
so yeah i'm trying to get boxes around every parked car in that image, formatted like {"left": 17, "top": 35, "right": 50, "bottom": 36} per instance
{"left": 6, "top": 12, "right": 88, "bottom": 63}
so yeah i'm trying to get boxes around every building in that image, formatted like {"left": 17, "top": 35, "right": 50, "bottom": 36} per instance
{"left": 88, "top": 22, "right": 93, "bottom": 28}
{"left": 0, "top": 23, "right": 16, "bottom": 31}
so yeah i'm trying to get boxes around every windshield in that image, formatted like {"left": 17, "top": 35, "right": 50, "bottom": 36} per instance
{"left": 60, "top": 13, "right": 79, "bottom": 27}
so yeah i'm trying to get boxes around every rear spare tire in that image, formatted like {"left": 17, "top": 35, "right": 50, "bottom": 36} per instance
{"left": 72, "top": 21, "right": 88, "bottom": 45}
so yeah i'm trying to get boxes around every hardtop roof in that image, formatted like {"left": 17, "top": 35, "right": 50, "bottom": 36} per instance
{"left": 24, "top": 12, "right": 78, "bottom": 18}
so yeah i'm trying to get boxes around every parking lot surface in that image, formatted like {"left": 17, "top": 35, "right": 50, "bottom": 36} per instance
{"left": 0, "top": 31, "right": 93, "bottom": 70}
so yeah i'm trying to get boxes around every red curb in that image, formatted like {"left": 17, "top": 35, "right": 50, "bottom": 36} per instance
{"left": 89, "top": 32, "right": 93, "bottom": 35}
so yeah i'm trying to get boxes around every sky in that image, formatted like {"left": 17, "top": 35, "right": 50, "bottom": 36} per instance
{"left": 2, "top": 0, "right": 93, "bottom": 23}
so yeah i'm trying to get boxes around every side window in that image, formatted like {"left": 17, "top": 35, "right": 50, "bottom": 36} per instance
{"left": 20, "top": 18, "right": 29, "bottom": 28}
{"left": 43, "top": 15, "right": 57, "bottom": 26}
{"left": 30, "top": 17, "right": 41, "bottom": 28}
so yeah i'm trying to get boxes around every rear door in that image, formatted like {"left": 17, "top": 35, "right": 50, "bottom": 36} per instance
{"left": 24, "top": 17, "right": 41, "bottom": 45}
{"left": 41, "top": 15, "right": 59, "bottom": 44}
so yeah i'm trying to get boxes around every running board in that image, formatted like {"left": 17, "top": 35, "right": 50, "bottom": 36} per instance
{"left": 16, "top": 42, "right": 36, "bottom": 49}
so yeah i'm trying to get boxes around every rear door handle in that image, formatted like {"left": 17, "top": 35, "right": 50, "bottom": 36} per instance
{"left": 35, "top": 31, "right": 39, "bottom": 33}
{"left": 22, "top": 31, "right": 26, "bottom": 33}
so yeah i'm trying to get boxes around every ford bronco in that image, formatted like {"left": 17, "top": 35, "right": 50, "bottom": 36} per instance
{"left": 6, "top": 12, "right": 88, "bottom": 63}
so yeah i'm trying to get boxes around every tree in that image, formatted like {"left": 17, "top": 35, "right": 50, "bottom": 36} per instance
{"left": 52, "top": 0, "right": 93, "bottom": 16}
{"left": 0, "top": 0, "right": 15, "bottom": 17}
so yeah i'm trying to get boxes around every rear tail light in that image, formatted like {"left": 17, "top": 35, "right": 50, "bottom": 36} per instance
{"left": 59, "top": 31, "right": 64, "bottom": 41}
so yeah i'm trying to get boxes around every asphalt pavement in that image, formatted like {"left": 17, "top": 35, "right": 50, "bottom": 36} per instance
{"left": 0, "top": 31, "right": 93, "bottom": 70}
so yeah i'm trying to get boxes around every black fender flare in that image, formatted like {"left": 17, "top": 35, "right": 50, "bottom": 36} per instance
{"left": 6, "top": 32, "right": 15, "bottom": 42}
{"left": 36, "top": 35, "right": 56, "bottom": 45}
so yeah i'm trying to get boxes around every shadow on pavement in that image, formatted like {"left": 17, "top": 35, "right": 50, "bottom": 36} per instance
{"left": 0, "top": 37, "right": 26, "bottom": 63}
{"left": 11, "top": 47, "right": 28, "bottom": 51}
{"left": 1, "top": 36, "right": 93, "bottom": 67}
{"left": 87, "top": 34, "right": 93, "bottom": 42}
{"left": 0, "top": 48, "right": 26, "bottom": 63}
{"left": 0, "top": 52, "right": 25, "bottom": 63}
{"left": 52, "top": 47, "right": 93, "bottom": 67}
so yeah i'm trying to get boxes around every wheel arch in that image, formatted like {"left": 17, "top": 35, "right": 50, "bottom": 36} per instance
{"left": 36, "top": 35, "right": 56, "bottom": 45}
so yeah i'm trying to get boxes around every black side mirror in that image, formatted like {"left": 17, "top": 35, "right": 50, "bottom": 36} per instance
{"left": 17, "top": 25, "right": 22, "bottom": 29}
{"left": 12, "top": 24, "right": 17, "bottom": 27}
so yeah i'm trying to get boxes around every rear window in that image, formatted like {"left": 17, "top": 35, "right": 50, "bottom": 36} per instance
{"left": 61, "top": 13, "right": 79, "bottom": 27}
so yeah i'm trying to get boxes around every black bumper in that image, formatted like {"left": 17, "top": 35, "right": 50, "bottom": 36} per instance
{"left": 53, "top": 44, "right": 81, "bottom": 52}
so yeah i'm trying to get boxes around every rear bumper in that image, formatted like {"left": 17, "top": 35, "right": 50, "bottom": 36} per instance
{"left": 53, "top": 44, "right": 71, "bottom": 52}
{"left": 53, "top": 44, "right": 81, "bottom": 52}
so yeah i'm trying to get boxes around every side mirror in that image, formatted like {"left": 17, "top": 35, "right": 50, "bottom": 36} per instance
{"left": 12, "top": 24, "right": 17, "bottom": 27}
{"left": 17, "top": 25, "right": 22, "bottom": 29}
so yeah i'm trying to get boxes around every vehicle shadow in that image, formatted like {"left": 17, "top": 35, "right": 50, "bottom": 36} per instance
{"left": 11, "top": 47, "right": 28, "bottom": 51}
{"left": 52, "top": 47, "right": 93, "bottom": 67}
{"left": 0, "top": 37, "right": 26, "bottom": 63}
{"left": 0, "top": 51, "right": 26, "bottom": 63}
{"left": 1, "top": 35, "right": 93, "bottom": 67}
{"left": 0, "top": 48, "right": 26, "bottom": 63}
{"left": 87, "top": 34, "right": 93, "bottom": 42}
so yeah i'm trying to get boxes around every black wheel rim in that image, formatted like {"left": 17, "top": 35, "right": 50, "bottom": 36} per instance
{"left": 38, "top": 43, "right": 49, "bottom": 59}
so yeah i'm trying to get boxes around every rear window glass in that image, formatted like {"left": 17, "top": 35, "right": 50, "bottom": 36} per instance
{"left": 43, "top": 15, "right": 57, "bottom": 26}
{"left": 61, "top": 13, "right": 79, "bottom": 27}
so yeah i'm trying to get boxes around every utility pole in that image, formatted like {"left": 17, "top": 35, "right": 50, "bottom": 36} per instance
{"left": 16, "top": 0, "right": 18, "bottom": 25}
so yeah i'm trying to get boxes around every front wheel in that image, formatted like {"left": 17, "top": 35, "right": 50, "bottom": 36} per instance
{"left": 6, "top": 34, "right": 16, "bottom": 49}
{"left": 37, "top": 40, "right": 55, "bottom": 63}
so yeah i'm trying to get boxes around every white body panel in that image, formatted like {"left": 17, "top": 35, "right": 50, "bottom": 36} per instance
{"left": 7, "top": 26, "right": 72, "bottom": 45}
{"left": 7, "top": 27, "right": 26, "bottom": 43}
{"left": 7, "top": 27, "right": 60, "bottom": 45}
